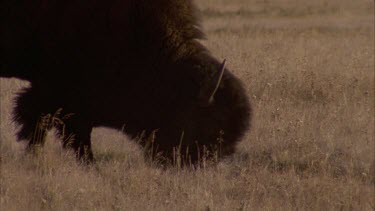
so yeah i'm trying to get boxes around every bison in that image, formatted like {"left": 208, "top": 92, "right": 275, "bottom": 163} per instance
{"left": 1, "top": 0, "right": 251, "bottom": 164}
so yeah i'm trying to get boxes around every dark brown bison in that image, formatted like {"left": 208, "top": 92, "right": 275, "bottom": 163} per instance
{"left": 1, "top": 0, "right": 251, "bottom": 164}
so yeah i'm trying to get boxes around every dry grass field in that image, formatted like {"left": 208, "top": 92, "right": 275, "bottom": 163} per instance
{"left": 1, "top": 0, "right": 374, "bottom": 210}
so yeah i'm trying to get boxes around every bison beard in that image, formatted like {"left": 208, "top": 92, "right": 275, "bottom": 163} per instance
{"left": 1, "top": 0, "right": 251, "bottom": 164}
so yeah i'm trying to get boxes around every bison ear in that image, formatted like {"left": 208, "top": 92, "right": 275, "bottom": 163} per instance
{"left": 198, "top": 59, "right": 226, "bottom": 106}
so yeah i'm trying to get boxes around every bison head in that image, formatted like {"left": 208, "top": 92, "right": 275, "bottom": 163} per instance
{"left": 142, "top": 58, "right": 251, "bottom": 164}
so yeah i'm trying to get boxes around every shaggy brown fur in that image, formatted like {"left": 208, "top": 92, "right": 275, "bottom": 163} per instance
{"left": 1, "top": 0, "right": 251, "bottom": 164}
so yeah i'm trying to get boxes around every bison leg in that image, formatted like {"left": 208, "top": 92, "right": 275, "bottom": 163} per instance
{"left": 13, "top": 88, "right": 52, "bottom": 153}
{"left": 14, "top": 87, "right": 94, "bottom": 162}
{"left": 20, "top": 115, "right": 49, "bottom": 153}
{"left": 60, "top": 117, "right": 94, "bottom": 163}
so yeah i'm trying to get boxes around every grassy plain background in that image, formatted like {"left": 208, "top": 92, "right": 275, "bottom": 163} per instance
{"left": 1, "top": 0, "right": 374, "bottom": 210}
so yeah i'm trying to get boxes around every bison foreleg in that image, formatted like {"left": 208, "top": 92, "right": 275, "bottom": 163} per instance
{"left": 13, "top": 88, "right": 53, "bottom": 154}
{"left": 59, "top": 117, "right": 94, "bottom": 163}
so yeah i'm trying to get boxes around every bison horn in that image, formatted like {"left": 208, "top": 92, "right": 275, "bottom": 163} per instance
{"left": 199, "top": 59, "right": 226, "bottom": 105}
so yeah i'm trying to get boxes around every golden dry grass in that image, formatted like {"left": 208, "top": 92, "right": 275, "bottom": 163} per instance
{"left": 1, "top": 0, "right": 374, "bottom": 210}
